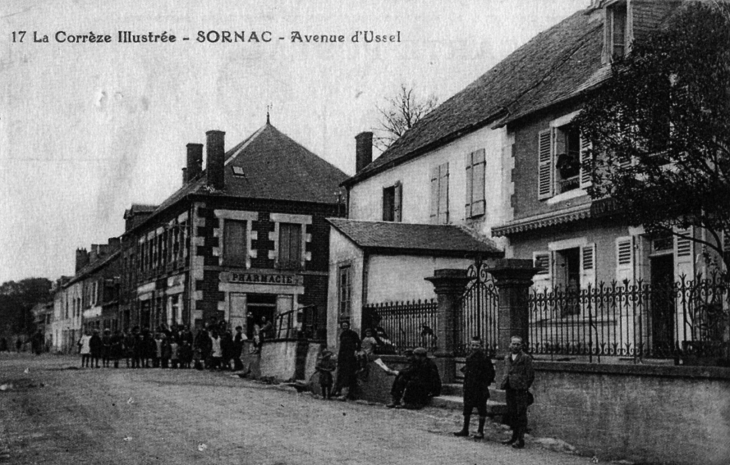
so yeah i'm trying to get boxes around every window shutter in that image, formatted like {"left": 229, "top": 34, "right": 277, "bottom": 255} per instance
{"left": 674, "top": 227, "right": 694, "bottom": 281}
{"left": 465, "top": 151, "right": 473, "bottom": 217}
{"left": 438, "top": 163, "right": 450, "bottom": 224}
{"left": 579, "top": 135, "right": 592, "bottom": 188}
{"left": 472, "top": 149, "right": 486, "bottom": 217}
{"left": 394, "top": 182, "right": 402, "bottom": 222}
{"left": 538, "top": 129, "right": 553, "bottom": 199}
{"left": 615, "top": 236, "right": 634, "bottom": 285}
{"left": 224, "top": 220, "right": 247, "bottom": 266}
{"left": 580, "top": 243, "right": 596, "bottom": 290}
{"left": 533, "top": 251, "right": 552, "bottom": 291}
{"left": 430, "top": 166, "right": 439, "bottom": 224}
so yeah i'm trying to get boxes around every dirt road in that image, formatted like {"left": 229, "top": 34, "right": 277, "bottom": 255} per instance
{"left": 0, "top": 353, "right": 593, "bottom": 464}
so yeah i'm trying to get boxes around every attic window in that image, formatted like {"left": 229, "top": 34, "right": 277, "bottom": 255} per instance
{"left": 606, "top": 2, "right": 628, "bottom": 60}
{"left": 231, "top": 166, "right": 245, "bottom": 176}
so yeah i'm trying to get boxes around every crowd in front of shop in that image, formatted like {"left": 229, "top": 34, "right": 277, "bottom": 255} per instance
{"left": 73, "top": 318, "right": 277, "bottom": 371}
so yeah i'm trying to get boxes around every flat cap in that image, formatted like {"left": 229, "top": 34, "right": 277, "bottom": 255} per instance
{"left": 413, "top": 347, "right": 427, "bottom": 355}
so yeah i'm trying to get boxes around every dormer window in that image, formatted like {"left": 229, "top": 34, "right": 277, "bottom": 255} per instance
{"left": 604, "top": 1, "right": 629, "bottom": 63}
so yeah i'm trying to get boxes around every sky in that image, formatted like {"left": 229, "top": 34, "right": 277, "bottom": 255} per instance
{"left": 0, "top": 0, "right": 589, "bottom": 283}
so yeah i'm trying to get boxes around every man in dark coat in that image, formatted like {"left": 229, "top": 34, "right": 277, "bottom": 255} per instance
{"left": 333, "top": 320, "right": 361, "bottom": 400}
{"left": 454, "top": 337, "right": 495, "bottom": 439}
{"left": 386, "top": 348, "right": 441, "bottom": 409}
{"left": 500, "top": 335, "right": 535, "bottom": 449}
{"left": 89, "top": 329, "right": 103, "bottom": 368}
{"left": 101, "top": 329, "right": 113, "bottom": 367}
{"left": 232, "top": 326, "right": 245, "bottom": 371}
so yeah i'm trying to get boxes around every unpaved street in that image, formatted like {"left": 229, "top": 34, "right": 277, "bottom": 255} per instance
{"left": 1, "top": 354, "right": 592, "bottom": 465}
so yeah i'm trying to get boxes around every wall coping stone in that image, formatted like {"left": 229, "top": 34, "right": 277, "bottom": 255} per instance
{"left": 533, "top": 360, "right": 730, "bottom": 381}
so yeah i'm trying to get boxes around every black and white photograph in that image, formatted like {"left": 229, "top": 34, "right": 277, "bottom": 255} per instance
{"left": 1, "top": 0, "right": 729, "bottom": 464}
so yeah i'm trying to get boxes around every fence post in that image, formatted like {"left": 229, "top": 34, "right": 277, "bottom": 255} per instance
{"left": 486, "top": 259, "right": 540, "bottom": 359}
{"left": 425, "top": 269, "right": 472, "bottom": 384}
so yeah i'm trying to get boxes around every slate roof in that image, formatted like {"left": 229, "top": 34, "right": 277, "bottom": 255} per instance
{"left": 327, "top": 218, "right": 503, "bottom": 257}
{"left": 132, "top": 123, "right": 348, "bottom": 233}
{"left": 344, "top": 7, "right": 605, "bottom": 186}
{"left": 123, "top": 204, "right": 158, "bottom": 218}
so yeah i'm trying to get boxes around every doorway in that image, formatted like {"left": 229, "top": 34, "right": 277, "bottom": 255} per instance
{"left": 245, "top": 294, "right": 276, "bottom": 339}
{"left": 650, "top": 254, "right": 675, "bottom": 355}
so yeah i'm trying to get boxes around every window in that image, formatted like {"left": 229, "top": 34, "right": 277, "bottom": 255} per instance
{"left": 605, "top": 1, "right": 628, "bottom": 62}
{"left": 430, "top": 162, "right": 449, "bottom": 224}
{"left": 382, "top": 182, "right": 402, "bottom": 222}
{"left": 338, "top": 265, "right": 352, "bottom": 318}
{"left": 223, "top": 220, "right": 248, "bottom": 267}
{"left": 278, "top": 222, "right": 302, "bottom": 269}
{"left": 465, "top": 149, "right": 486, "bottom": 218}
{"left": 538, "top": 119, "right": 591, "bottom": 200}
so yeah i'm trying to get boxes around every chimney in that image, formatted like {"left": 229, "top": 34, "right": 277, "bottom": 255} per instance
{"left": 206, "top": 130, "right": 225, "bottom": 191}
{"left": 108, "top": 237, "right": 120, "bottom": 251}
{"left": 355, "top": 131, "right": 373, "bottom": 173}
{"left": 75, "top": 248, "right": 89, "bottom": 272}
{"left": 186, "top": 143, "right": 203, "bottom": 182}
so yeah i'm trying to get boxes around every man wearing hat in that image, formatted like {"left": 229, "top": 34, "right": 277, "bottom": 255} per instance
{"left": 386, "top": 347, "right": 441, "bottom": 409}
{"left": 454, "top": 336, "right": 495, "bottom": 439}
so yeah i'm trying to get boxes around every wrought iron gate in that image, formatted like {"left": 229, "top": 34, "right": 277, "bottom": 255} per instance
{"left": 455, "top": 261, "right": 499, "bottom": 356}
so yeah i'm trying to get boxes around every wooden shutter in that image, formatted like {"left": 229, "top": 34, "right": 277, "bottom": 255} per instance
{"left": 538, "top": 129, "right": 553, "bottom": 199}
{"left": 472, "top": 149, "right": 486, "bottom": 216}
{"left": 279, "top": 223, "right": 301, "bottom": 266}
{"left": 579, "top": 135, "right": 592, "bottom": 188}
{"left": 224, "top": 220, "right": 247, "bottom": 266}
{"left": 430, "top": 166, "right": 439, "bottom": 224}
{"left": 533, "top": 251, "right": 552, "bottom": 290}
{"left": 465, "top": 152, "right": 473, "bottom": 216}
{"left": 394, "top": 182, "right": 402, "bottom": 222}
{"left": 674, "top": 227, "right": 694, "bottom": 281}
{"left": 438, "top": 163, "right": 450, "bottom": 224}
{"left": 615, "top": 236, "right": 634, "bottom": 285}
{"left": 580, "top": 243, "right": 596, "bottom": 290}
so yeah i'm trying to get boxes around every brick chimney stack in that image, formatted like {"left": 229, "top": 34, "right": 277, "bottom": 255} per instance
{"left": 206, "top": 130, "right": 225, "bottom": 191}
{"left": 75, "top": 248, "right": 89, "bottom": 272}
{"left": 185, "top": 143, "right": 203, "bottom": 183}
{"left": 355, "top": 132, "right": 373, "bottom": 173}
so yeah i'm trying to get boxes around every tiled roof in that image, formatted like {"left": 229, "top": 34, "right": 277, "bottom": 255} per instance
{"left": 133, "top": 123, "right": 348, "bottom": 232}
{"left": 124, "top": 204, "right": 158, "bottom": 218}
{"left": 66, "top": 249, "right": 121, "bottom": 286}
{"left": 345, "top": 7, "right": 604, "bottom": 186}
{"left": 327, "top": 218, "right": 503, "bottom": 256}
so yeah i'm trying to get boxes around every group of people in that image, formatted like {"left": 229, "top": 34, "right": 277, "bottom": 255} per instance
{"left": 453, "top": 335, "right": 535, "bottom": 449}
{"left": 76, "top": 321, "right": 252, "bottom": 371}
{"left": 316, "top": 321, "right": 442, "bottom": 407}
{"left": 317, "top": 323, "right": 534, "bottom": 449}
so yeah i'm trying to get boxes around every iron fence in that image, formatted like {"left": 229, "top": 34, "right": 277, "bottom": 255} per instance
{"left": 363, "top": 300, "right": 438, "bottom": 353}
{"left": 528, "top": 274, "right": 730, "bottom": 363}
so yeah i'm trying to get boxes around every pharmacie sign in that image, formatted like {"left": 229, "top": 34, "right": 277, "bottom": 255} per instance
{"left": 219, "top": 270, "right": 303, "bottom": 286}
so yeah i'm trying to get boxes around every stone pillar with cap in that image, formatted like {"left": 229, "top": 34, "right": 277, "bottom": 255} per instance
{"left": 425, "top": 269, "right": 472, "bottom": 384}
{"left": 486, "top": 259, "right": 540, "bottom": 359}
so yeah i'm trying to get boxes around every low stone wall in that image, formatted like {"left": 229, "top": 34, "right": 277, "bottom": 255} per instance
{"left": 527, "top": 361, "right": 730, "bottom": 465}
{"left": 239, "top": 340, "right": 323, "bottom": 382}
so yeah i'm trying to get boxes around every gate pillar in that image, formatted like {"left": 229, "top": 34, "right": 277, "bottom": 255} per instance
{"left": 425, "top": 269, "right": 472, "bottom": 384}
{"left": 486, "top": 259, "right": 540, "bottom": 359}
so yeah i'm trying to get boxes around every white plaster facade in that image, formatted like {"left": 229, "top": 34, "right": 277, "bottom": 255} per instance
{"left": 348, "top": 125, "right": 513, "bottom": 246}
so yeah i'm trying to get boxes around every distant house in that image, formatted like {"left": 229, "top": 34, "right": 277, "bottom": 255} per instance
{"left": 119, "top": 120, "right": 348, "bottom": 339}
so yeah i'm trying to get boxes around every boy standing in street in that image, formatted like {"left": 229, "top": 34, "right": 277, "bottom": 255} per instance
{"left": 454, "top": 336, "right": 495, "bottom": 439}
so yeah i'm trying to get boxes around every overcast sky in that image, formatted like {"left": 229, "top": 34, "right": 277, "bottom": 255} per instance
{"left": 0, "top": 0, "right": 588, "bottom": 283}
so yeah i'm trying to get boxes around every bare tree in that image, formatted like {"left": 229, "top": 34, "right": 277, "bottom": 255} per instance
{"left": 374, "top": 83, "right": 438, "bottom": 151}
